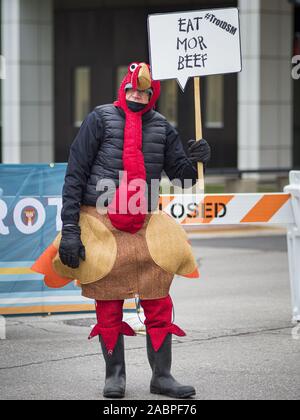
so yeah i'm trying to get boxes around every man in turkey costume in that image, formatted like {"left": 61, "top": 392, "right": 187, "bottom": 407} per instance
{"left": 32, "top": 62, "right": 211, "bottom": 399}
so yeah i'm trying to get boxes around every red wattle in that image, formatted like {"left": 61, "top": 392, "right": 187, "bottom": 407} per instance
{"left": 108, "top": 63, "right": 161, "bottom": 234}
{"left": 108, "top": 111, "right": 147, "bottom": 234}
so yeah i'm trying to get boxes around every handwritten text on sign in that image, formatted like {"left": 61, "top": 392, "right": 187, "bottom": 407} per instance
{"left": 148, "top": 8, "right": 242, "bottom": 90}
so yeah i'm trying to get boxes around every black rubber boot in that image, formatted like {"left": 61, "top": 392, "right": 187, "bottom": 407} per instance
{"left": 146, "top": 334, "right": 196, "bottom": 399}
{"left": 99, "top": 334, "right": 126, "bottom": 398}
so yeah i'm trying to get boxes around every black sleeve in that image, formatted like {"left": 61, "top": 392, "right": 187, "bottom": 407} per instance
{"left": 163, "top": 122, "right": 198, "bottom": 187}
{"left": 61, "top": 110, "right": 103, "bottom": 226}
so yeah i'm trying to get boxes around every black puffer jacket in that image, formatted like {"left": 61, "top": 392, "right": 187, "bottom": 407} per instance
{"left": 61, "top": 104, "right": 197, "bottom": 225}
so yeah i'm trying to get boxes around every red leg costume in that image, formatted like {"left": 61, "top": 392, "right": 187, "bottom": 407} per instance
{"left": 88, "top": 300, "right": 135, "bottom": 353}
{"left": 89, "top": 295, "right": 185, "bottom": 353}
{"left": 140, "top": 296, "right": 186, "bottom": 351}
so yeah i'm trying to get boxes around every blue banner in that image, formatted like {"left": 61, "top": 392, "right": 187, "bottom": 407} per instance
{"left": 0, "top": 164, "right": 96, "bottom": 315}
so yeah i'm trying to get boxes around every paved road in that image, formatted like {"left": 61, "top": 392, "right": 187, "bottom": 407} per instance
{"left": 1, "top": 235, "right": 299, "bottom": 400}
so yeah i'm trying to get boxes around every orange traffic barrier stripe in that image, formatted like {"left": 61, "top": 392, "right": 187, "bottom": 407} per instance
{"left": 241, "top": 194, "right": 291, "bottom": 223}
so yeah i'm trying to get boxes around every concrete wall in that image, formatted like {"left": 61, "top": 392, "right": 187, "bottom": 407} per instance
{"left": 238, "top": 0, "right": 293, "bottom": 171}
{"left": 1, "top": 0, "right": 294, "bottom": 168}
{"left": 1, "top": 0, "right": 53, "bottom": 163}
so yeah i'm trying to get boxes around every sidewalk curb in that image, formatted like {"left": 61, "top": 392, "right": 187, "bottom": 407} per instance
{"left": 186, "top": 226, "right": 287, "bottom": 240}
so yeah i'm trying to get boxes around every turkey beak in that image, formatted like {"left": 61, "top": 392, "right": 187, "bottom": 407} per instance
{"left": 137, "top": 63, "right": 152, "bottom": 90}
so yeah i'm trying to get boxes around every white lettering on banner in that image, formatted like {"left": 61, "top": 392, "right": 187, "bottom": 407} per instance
{"left": 48, "top": 197, "right": 63, "bottom": 231}
{"left": 148, "top": 8, "right": 242, "bottom": 90}
{"left": 0, "top": 197, "right": 63, "bottom": 236}
{"left": 13, "top": 198, "right": 46, "bottom": 235}
{"left": 0, "top": 199, "right": 9, "bottom": 235}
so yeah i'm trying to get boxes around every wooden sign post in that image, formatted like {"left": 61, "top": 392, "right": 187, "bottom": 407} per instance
{"left": 193, "top": 76, "right": 204, "bottom": 192}
{"left": 148, "top": 8, "right": 242, "bottom": 192}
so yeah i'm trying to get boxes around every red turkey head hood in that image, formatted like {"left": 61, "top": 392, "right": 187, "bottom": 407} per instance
{"left": 114, "top": 62, "right": 161, "bottom": 114}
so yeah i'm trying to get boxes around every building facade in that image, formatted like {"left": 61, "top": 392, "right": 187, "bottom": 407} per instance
{"left": 1, "top": 0, "right": 298, "bottom": 171}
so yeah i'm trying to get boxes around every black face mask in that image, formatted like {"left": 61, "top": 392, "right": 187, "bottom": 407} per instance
{"left": 126, "top": 100, "right": 147, "bottom": 113}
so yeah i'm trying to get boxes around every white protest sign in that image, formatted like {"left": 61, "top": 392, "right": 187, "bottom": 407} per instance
{"left": 148, "top": 8, "right": 242, "bottom": 90}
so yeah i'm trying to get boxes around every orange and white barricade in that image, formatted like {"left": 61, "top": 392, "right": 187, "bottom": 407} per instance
{"left": 159, "top": 171, "right": 300, "bottom": 322}
{"left": 159, "top": 193, "right": 293, "bottom": 226}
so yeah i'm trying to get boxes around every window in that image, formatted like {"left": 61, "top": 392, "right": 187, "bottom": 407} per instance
{"left": 205, "top": 75, "right": 224, "bottom": 129}
{"left": 74, "top": 67, "right": 91, "bottom": 128}
{"left": 159, "top": 80, "right": 178, "bottom": 128}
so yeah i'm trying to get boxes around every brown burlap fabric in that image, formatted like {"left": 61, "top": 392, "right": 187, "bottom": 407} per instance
{"left": 51, "top": 205, "right": 198, "bottom": 301}
{"left": 79, "top": 206, "right": 174, "bottom": 300}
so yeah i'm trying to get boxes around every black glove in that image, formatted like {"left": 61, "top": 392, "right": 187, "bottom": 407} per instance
{"left": 188, "top": 139, "right": 211, "bottom": 165}
{"left": 59, "top": 224, "right": 86, "bottom": 269}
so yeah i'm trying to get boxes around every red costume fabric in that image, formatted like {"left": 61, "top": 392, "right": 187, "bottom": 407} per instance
{"left": 89, "top": 300, "right": 136, "bottom": 353}
{"left": 89, "top": 295, "right": 185, "bottom": 353}
{"left": 141, "top": 295, "right": 186, "bottom": 351}
{"left": 108, "top": 62, "right": 161, "bottom": 234}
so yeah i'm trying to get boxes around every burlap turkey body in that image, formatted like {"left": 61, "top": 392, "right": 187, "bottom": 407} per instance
{"left": 48, "top": 206, "right": 199, "bottom": 300}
